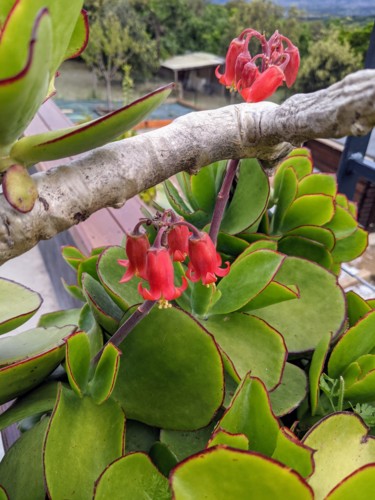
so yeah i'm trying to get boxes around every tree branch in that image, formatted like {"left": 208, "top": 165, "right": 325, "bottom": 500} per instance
{"left": 0, "top": 69, "right": 374, "bottom": 264}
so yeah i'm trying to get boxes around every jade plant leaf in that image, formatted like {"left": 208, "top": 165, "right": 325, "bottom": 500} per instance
{"left": 279, "top": 194, "right": 335, "bottom": 233}
{"left": 149, "top": 442, "right": 179, "bottom": 476}
{"left": 125, "top": 420, "right": 159, "bottom": 454}
{"left": 63, "top": 9, "right": 89, "bottom": 60}
{"left": 0, "top": 277, "right": 42, "bottom": 334}
{"left": 342, "top": 354, "right": 375, "bottom": 403}
{"left": 297, "top": 173, "right": 337, "bottom": 197}
{"left": 0, "top": 9, "right": 52, "bottom": 150}
{"left": 207, "top": 429, "right": 249, "bottom": 450}
{"left": 170, "top": 446, "right": 313, "bottom": 500}
{"left": 269, "top": 363, "right": 308, "bottom": 417}
{"left": 10, "top": 84, "right": 173, "bottom": 166}
{"left": 61, "top": 245, "right": 86, "bottom": 271}
{"left": 97, "top": 246, "right": 142, "bottom": 311}
{"left": 0, "top": 487, "right": 7, "bottom": 500}
{"left": 220, "top": 158, "right": 270, "bottom": 234}
{"left": 210, "top": 250, "right": 285, "bottom": 315}
{"left": 0, "top": 325, "right": 75, "bottom": 404}
{"left": 326, "top": 464, "right": 375, "bottom": 499}
{"left": 252, "top": 256, "right": 346, "bottom": 354}
{"left": 79, "top": 304, "right": 103, "bottom": 358}
{"left": 0, "top": 381, "right": 58, "bottom": 431}
{"left": 278, "top": 235, "right": 333, "bottom": 269}
{"left": 65, "top": 331, "right": 91, "bottom": 397}
{"left": 346, "top": 290, "right": 372, "bottom": 327}
{"left": 309, "top": 332, "right": 331, "bottom": 416}
{"left": 272, "top": 167, "right": 298, "bottom": 233}
{"left": 328, "top": 310, "right": 375, "bottom": 379}
{"left": 164, "top": 179, "right": 210, "bottom": 227}
{"left": 82, "top": 273, "right": 123, "bottom": 334}
{"left": 2, "top": 164, "right": 38, "bottom": 212}
{"left": 94, "top": 453, "right": 171, "bottom": 500}
{"left": 204, "top": 313, "right": 287, "bottom": 389}
{"left": 37, "top": 308, "right": 81, "bottom": 329}
{"left": 240, "top": 281, "right": 299, "bottom": 312}
{"left": 218, "top": 375, "right": 314, "bottom": 477}
{"left": 303, "top": 412, "right": 375, "bottom": 499}
{"left": 190, "top": 162, "right": 218, "bottom": 214}
{"left": 273, "top": 155, "right": 312, "bottom": 200}
{"left": 216, "top": 232, "right": 249, "bottom": 258}
{"left": 44, "top": 385, "right": 125, "bottom": 499}
{"left": 324, "top": 205, "right": 357, "bottom": 240}
{"left": 285, "top": 226, "right": 335, "bottom": 251}
{"left": 0, "top": 417, "right": 49, "bottom": 499}
{"left": 331, "top": 227, "right": 368, "bottom": 263}
{"left": 112, "top": 306, "right": 224, "bottom": 430}
{"left": 88, "top": 342, "right": 121, "bottom": 404}
{"left": 77, "top": 255, "right": 100, "bottom": 287}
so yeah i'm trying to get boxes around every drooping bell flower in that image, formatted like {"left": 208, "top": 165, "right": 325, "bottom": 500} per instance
{"left": 138, "top": 247, "right": 188, "bottom": 304}
{"left": 216, "top": 28, "right": 299, "bottom": 103}
{"left": 167, "top": 224, "right": 191, "bottom": 262}
{"left": 186, "top": 232, "right": 230, "bottom": 286}
{"left": 118, "top": 231, "right": 150, "bottom": 283}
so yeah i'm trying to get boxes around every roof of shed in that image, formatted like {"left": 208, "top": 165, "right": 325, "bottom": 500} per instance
{"left": 161, "top": 52, "right": 225, "bottom": 71}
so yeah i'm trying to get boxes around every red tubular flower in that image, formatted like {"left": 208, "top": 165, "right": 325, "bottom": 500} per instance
{"left": 239, "top": 65, "right": 285, "bottom": 103}
{"left": 167, "top": 224, "right": 191, "bottom": 262}
{"left": 138, "top": 247, "right": 188, "bottom": 302}
{"left": 118, "top": 232, "right": 150, "bottom": 283}
{"left": 215, "top": 34, "right": 251, "bottom": 88}
{"left": 186, "top": 232, "right": 230, "bottom": 286}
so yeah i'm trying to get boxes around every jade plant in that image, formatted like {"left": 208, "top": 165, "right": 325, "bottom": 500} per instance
{"left": 0, "top": 6, "right": 374, "bottom": 500}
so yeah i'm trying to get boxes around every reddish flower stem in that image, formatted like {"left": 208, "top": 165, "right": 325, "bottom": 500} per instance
{"left": 209, "top": 158, "right": 240, "bottom": 245}
{"left": 91, "top": 300, "right": 156, "bottom": 365}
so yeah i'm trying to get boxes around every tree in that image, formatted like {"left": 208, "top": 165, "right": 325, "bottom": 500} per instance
{"left": 296, "top": 29, "right": 361, "bottom": 93}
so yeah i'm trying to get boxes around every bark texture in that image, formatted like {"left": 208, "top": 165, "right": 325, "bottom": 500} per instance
{"left": 0, "top": 69, "right": 375, "bottom": 263}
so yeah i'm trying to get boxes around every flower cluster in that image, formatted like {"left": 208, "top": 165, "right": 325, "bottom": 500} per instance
{"left": 216, "top": 29, "right": 300, "bottom": 102}
{"left": 118, "top": 213, "right": 230, "bottom": 308}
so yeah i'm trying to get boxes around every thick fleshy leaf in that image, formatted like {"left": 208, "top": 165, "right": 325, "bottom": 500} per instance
{"left": 171, "top": 447, "right": 313, "bottom": 500}
{"left": 207, "top": 430, "right": 249, "bottom": 450}
{"left": 269, "top": 363, "right": 307, "bottom": 417}
{"left": 63, "top": 9, "right": 89, "bottom": 60}
{"left": 326, "top": 464, "right": 375, "bottom": 499}
{"left": 342, "top": 355, "right": 375, "bottom": 403}
{"left": 216, "top": 232, "right": 249, "bottom": 258}
{"left": 175, "top": 171, "right": 199, "bottom": 210}
{"left": 164, "top": 179, "right": 209, "bottom": 227}
{"left": 112, "top": 306, "right": 224, "bottom": 430}
{"left": 191, "top": 281, "right": 221, "bottom": 318}
{"left": 97, "top": 246, "right": 142, "bottom": 311}
{"left": 272, "top": 167, "right": 298, "bottom": 233}
{"left": 0, "top": 278, "right": 42, "bottom": 334}
{"left": 0, "top": 9, "right": 52, "bottom": 149}
{"left": 62, "top": 279, "right": 86, "bottom": 302}
{"left": 278, "top": 235, "right": 333, "bottom": 269}
{"left": 240, "top": 281, "right": 299, "bottom": 312}
{"left": 44, "top": 385, "right": 125, "bottom": 499}
{"left": 297, "top": 173, "right": 337, "bottom": 197}
{"left": 0, "top": 325, "right": 75, "bottom": 404}
{"left": 37, "top": 308, "right": 81, "bottom": 329}
{"left": 285, "top": 225, "right": 335, "bottom": 251}
{"left": 280, "top": 194, "right": 335, "bottom": 232}
{"left": 160, "top": 421, "right": 217, "bottom": 462}
{"left": 204, "top": 313, "right": 287, "bottom": 389}
{"left": 210, "top": 250, "right": 285, "bottom": 315}
{"left": 287, "top": 148, "right": 312, "bottom": 158}
{"left": 309, "top": 332, "right": 331, "bottom": 416}
{"left": 65, "top": 331, "right": 91, "bottom": 397}
{"left": 0, "top": 418, "right": 49, "bottom": 499}
{"left": 79, "top": 304, "right": 104, "bottom": 358}
{"left": 0, "top": 487, "right": 7, "bottom": 500}
{"left": 2, "top": 164, "right": 38, "bottom": 212}
{"left": 331, "top": 227, "right": 368, "bottom": 263}
{"left": 346, "top": 290, "right": 372, "bottom": 327}
{"left": 82, "top": 273, "right": 123, "bottom": 334}
{"left": 220, "top": 159, "right": 270, "bottom": 234}
{"left": 61, "top": 245, "right": 85, "bottom": 271}
{"left": 149, "top": 442, "right": 179, "bottom": 477}
{"left": 94, "top": 453, "right": 171, "bottom": 500}
{"left": 89, "top": 343, "right": 121, "bottom": 404}
{"left": 303, "top": 413, "right": 375, "bottom": 499}
{"left": 324, "top": 205, "right": 358, "bottom": 240}
{"left": 190, "top": 162, "right": 218, "bottom": 214}
{"left": 0, "top": 381, "right": 58, "bottom": 431}
{"left": 328, "top": 310, "right": 375, "bottom": 379}
{"left": 218, "top": 375, "right": 314, "bottom": 477}
{"left": 77, "top": 255, "right": 100, "bottom": 287}
{"left": 11, "top": 84, "right": 174, "bottom": 165}
{"left": 125, "top": 420, "right": 159, "bottom": 454}
{"left": 252, "top": 256, "right": 346, "bottom": 354}
{"left": 273, "top": 155, "right": 312, "bottom": 200}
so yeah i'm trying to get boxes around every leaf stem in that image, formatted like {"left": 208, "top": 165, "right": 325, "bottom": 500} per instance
{"left": 91, "top": 300, "right": 156, "bottom": 365}
{"left": 209, "top": 158, "right": 240, "bottom": 245}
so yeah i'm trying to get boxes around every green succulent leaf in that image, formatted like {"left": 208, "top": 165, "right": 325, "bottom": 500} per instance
{"left": 89, "top": 342, "right": 121, "bottom": 404}
{"left": 204, "top": 313, "right": 287, "bottom": 389}
{"left": 61, "top": 245, "right": 86, "bottom": 271}
{"left": 269, "top": 363, "right": 308, "bottom": 417}
{"left": 37, "top": 308, "right": 81, "bottom": 329}
{"left": 324, "top": 205, "right": 358, "bottom": 240}
{"left": 272, "top": 167, "right": 298, "bottom": 233}
{"left": 280, "top": 194, "right": 335, "bottom": 232}
{"left": 0, "top": 417, "right": 49, "bottom": 500}
{"left": 309, "top": 332, "right": 332, "bottom": 416}
{"left": 149, "top": 442, "right": 179, "bottom": 477}
{"left": 2, "top": 164, "right": 38, "bottom": 212}
{"left": 94, "top": 453, "right": 171, "bottom": 500}
{"left": 346, "top": 290, "right": 372, "bottom": 327}
{"left": 63, "top": 9, "right": 89, "bottom": 60}
{"left": 207, "top": 430, "right": 249, "bottom": 450}
{"left": 297, "top": 173, "right": 337, "bottom": 197}
{"left": 0, "top": 325, "right": 75, "bottom": 404}
{"left": 303, "top": 412, "right": 375, "bottom": 499}
{"left": 331, "top": 227, "right": 368, "bottom": 263}
{"left": 240, "top": 281, "right": 299, "bottom": 312}
{"left": 285, "top": 226, "right": 335, "bottom": 251}
{"left": 44, "top": 385, "right": 125, "bottom": 500}
{"left": 342, "top": 354, "right": 375, "bottom": 403}
{"left": 164, "top": 179, "right": 210, "bottom": 227}
{"left": 252, "top": 256, "right": 346, "bottom": 354}
{"left": 10, "top": 84, "right": 174, "bottom": 166}
{"left": 65, "top": 331, "right": 91, "bottom": 397}
{"left": 0, "top": 277, "right": 42, "bottom": 335}
{"left": 326, "top": 464, "right": 375, "bottom": 499}
{"left": 278, "top": 235, "right": 333, "bottom": 269}
{"left": 170, "top": 446, "right": 313, "bottom": 500}
{"left": 125, "top": 419, "right": 159, "bottom": 454}
{"left": 190, "top": 162, "right": 218, "bottom": 214}
{"left": 112, "top": 306, "right": 224, "bottom": 430}
{"left": 220, "top": 158, "right": 270, "bottom": 234}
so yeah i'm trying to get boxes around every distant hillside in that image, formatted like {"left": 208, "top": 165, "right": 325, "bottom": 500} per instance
{"left": 210, "top": 0, "right": 375, "bottom": 17}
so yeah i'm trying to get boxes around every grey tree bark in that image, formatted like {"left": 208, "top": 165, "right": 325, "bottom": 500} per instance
{"left": 0, "top": 69, "right": 375, "bottom": 264}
